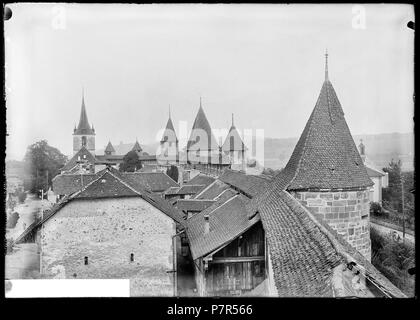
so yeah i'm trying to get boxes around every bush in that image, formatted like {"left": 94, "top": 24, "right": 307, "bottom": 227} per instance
{"left": 370, "top": 226, "right": 415, "bottom": 296}
{"left": 7, "top": 212, "right": 20, "bottom": 229}
{"left": 370, "top": 202, "right": 382, "bottom": 216}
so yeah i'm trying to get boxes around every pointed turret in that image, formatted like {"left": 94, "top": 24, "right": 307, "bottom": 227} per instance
{"left": 187, "top": 98, "right": 218, "bottom": 151}
{"left": 161, "top": 106, "right": 178, "bottom": 143}
{"left": 222, "top": 113, "right": 247, "bottom": 152}
{"left": 132, "top": 139, "right": 143, "bottom": 153}
{"left": 104, "top": 141, "right": 116, "bottom": 155}
{"left": 271, "top": 53, "right": 373, "bottom": 190}
{"left": 74, "top": 92, "right": 95, "bottom": 135}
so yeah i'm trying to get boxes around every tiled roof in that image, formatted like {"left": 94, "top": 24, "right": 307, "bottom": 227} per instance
{"left": 132, "top": 140, "right": 143, "bottom": 152}
{"left": 185, "top": 174, "right": 215, "bottom": 187}
{"left": 177, "top": 184, "right": 206, "bottom": 195}
{"left": 222, "top": 124, "right": 247, "bottom": 152}
{"left": 61, "top": 146, "right": 96, "bottom": 172}
{"left": 75, "top": 170, "right": 139, "bottom": 199}
{"left": 52, "top": 173, "right": 99, "bottom": 195}
{"left": 105, "top": 141, "right": 116, "bottom": 153}
{"left": 186, "top": 194, "right": 260, "bottom": 260}
{"left": 164, "top": 186, "right": 181, "bottom": 195}
{"left": 255, "top": 187, "right": 405, "bottom": 297}
{"left": 187, "top": 105, "right": 219, "bottom": 151}
{"left": 123, "top": 172, "right": 179, "bottom": 192}
{"left": 219, "top": 169, "right": 272, "bottom": 198}
{"left": 17, "top": 169, "right": 185, "bottom": 243}
{"left": 194, "top": 180, "right": 230, "bottom": 200}
{"left": 74, "top": 96, "right": 94, "bottom": 135}
{"left": 53, "top": 169, "right": 178, "bottom": 195}
{"left": 269, "top": 78, "right": 373, "bottom": 191}
{"left": 258, "top": 188, "right": 343, "bottom": 296}
{"left": 175, "top": 199, "right": 216, "bottom": 213}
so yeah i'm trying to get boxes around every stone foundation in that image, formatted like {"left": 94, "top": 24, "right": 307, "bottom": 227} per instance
{"left": 290, "top": 190, "right": 371, "bottom": 261}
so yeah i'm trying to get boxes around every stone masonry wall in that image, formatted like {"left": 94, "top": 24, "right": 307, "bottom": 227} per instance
{"left": 40, "top": 197, "right": 176, "bottom": 296}
{"left": 73, "top": 135, "right": 95, "bottom": 155}
{"left": 290, "top": 190, "right": 371, "bottom": 261}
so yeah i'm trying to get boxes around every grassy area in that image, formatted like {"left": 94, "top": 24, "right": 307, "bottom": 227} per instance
{"left": 370, "top": 227, "right": 415, "bottom": 297}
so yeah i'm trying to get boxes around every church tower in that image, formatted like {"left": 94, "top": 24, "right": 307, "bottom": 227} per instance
{"left": 73, "top": 91, "right": 95, "bottom": 155}
{"left": 158, "top": 106, "right": 179, "bottom": 164}
{"left": 266, "top": 52, "right": 374, "bottom": 261}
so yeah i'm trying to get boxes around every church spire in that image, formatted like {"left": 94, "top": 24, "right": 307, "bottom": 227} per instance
{"left": 74, "top": 88, "right": 94, "bottom": 135}
{"left": 325, "top": 49, "right": 329, "bottom": 81}
{"left": 232, "top": 113, "right": 234, "bottom": 127}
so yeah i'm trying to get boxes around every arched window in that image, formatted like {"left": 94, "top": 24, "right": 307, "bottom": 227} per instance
{"left": 130, "top": 253, "right": 134, "bottom": 262}
{"left": 84, "top": 256, "right": 88, "bottom": 265}
{"left": 81, "top": 136, "right": 87, "bottom": 147}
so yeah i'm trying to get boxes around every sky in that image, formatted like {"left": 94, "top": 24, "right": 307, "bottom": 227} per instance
{"left": 5, "top": 3, "right": 414, "bottom": 160}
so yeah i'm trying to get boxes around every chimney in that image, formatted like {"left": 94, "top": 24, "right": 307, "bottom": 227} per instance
{"left": 204, "top": 214, "right": 210, "bottom": 234}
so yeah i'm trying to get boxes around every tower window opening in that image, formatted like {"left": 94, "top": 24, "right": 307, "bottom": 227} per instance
{"left": 130, "top": 253, "right": 134, "bottom": 262}
{"left": 84, "top": 256, "right": 88, "bottom": 265}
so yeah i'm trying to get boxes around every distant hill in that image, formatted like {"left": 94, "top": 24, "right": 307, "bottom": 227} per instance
{"left": 263, "top": 132, "right": 414, "bottom": 172}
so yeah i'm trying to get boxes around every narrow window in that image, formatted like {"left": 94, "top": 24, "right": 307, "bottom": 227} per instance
{"left": 130, "top": 253, "right": 134, "bottom": 262}
{"left": 84, "top": 256, "right": 88, "bottom": 265}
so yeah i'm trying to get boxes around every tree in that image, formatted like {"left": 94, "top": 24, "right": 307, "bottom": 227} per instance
{"left": 119, "top": 150, "right": 143, "bottom": 172}
{"left": 23, "top": 140, "right": 68, "bottom": 193}
{"left": 166, "top": 165, "right": 179, "bottom": 182}
{"left": 382, "top": 159, "right": 415, "bottom": 221}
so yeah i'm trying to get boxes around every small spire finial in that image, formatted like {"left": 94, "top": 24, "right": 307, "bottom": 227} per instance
{"left": 169, "top": 104, "right": 171, "bottom": 119}
{"left": 325, "top": 49, "right": 329, "bottom": 81}
{"left": 200, "top": 96, "right": 202, "bottom": 108}
{"left": 232, "top": 113, "right": 234, "bottom": 127}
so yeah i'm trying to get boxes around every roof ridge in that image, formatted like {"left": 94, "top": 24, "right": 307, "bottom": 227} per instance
{"left": 193, "top": 180, "right": 218, "bottom": 199}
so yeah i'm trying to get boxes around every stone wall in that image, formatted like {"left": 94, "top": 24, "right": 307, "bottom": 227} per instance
{"left": 40, "top": 197, "right": 176, "bottom": 296}
{"left": 73, "top": 135, "right": 95, "bottom": 155}
{"left": 290, "top": 190, "right": 371, "bottom": 261}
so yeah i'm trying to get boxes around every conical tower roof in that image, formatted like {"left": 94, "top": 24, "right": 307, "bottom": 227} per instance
{"left": 222, "top": 114, "right": 247, "bottom": 151}
{"left": 105, "top": 141, "right": 116, "bottom": 153}
{"left": 160, "top": 108, "right": 178, "bottom": 143}
{"left": 74, "top": 92, "right": 95, "bottom": 135}
{"left": 187, "top": 99, "right": 219, "bottom": 151}
{"left": 271, "top": 53, "right": 373, "bottom": 190}
{"left": 132, "top": 139, "right": 143, "bottom": 152}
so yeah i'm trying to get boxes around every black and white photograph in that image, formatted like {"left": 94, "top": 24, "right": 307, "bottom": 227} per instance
{"left": 3, "top": 3, "right": 415, "bottom": 301}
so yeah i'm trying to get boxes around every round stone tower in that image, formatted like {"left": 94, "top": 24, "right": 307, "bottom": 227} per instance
{"left": 276, "top": 52, "right": 374, "bottom": 261}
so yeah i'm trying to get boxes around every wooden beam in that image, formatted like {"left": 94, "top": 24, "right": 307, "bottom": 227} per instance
{"left": 210, "top": 256, "right": 265, "bottom": 264}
